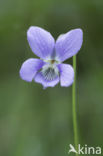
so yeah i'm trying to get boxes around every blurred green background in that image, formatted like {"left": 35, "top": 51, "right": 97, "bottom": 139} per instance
{"left": 0, "top": 0, "right": 103, "bottom": 155}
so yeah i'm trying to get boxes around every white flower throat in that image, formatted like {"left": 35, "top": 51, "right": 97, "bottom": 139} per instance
{"left": 41, "top": 60, "right": 59, "bottom": 81}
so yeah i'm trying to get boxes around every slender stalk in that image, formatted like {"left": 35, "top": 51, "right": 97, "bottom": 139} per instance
{"left": 72, "top": 55, "right": 78, "bottom": 156}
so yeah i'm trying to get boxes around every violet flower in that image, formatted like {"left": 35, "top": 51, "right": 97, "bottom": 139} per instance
{"left": 19, "top": 26, "right": 83, "bottom": 88}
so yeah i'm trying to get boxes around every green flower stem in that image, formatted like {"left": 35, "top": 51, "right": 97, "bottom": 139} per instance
{"left": 72, "top": 55, "right": 78, "bottom": 156}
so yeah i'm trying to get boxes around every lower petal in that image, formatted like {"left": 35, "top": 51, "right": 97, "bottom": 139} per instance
{"left": 58, "top": 63, "right": 74, "bottom": 87}
{"left": 34, "top": 71, "right": 59, "bottom": 89}
{"left": 19, "top": 58, "right": 45, "bottom": 82}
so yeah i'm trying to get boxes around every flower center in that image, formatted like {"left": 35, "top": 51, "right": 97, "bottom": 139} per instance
{"left": 41, "top": 60, "right": 59, "bottom": 81}
{"left": 50, "top": 60, "right": 55, "bottom": 64}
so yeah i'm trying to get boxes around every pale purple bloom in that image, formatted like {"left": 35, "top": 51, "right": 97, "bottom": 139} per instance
{"left": 19, "top": 26, "right": 83, "bottom": 88}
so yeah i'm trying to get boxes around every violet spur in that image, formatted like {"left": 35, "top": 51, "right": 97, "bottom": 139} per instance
{"left": 19, "top": 26, "right": 83, "bottom": 88}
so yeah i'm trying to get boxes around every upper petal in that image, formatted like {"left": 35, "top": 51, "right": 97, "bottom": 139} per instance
{"left": 27, "top": 26, "right": 55, "bottom": 60}
{"left": 55, "top": 29, "right": 83, "bottom": 62}
{"left": 58, "top": 63, "right": 74, "bottom": 87}
{"left": 19, "top": 58, "right": 45, "bottom": 82}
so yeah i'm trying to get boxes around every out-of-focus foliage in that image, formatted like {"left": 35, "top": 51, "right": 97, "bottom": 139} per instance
{"left": 0, "top": 0, "right": 103, "bottom": 156}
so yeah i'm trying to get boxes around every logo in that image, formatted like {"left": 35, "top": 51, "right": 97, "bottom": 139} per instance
{"left": 68, "top": 144, "right": 101, "bottom": 155}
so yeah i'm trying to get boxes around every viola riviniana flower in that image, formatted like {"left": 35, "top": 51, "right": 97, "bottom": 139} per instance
{"left": 20, "top": 26, "right": 83, "bottom": 88}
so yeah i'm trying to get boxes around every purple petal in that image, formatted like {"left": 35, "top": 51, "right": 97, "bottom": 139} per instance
{"left": 27, "top": 26, "right": 55, "bottom": 60}
{"left": 58, "top": 63, "right": 74, "bottom": 87}
{"left": 19, "top": 58, "right": 45, "bottom": 82}
{"left": 55, "top": 29, "right": 83, "bottom": 62}
{"left": 34, "top": 72, "right": 59, "bottom": 89}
